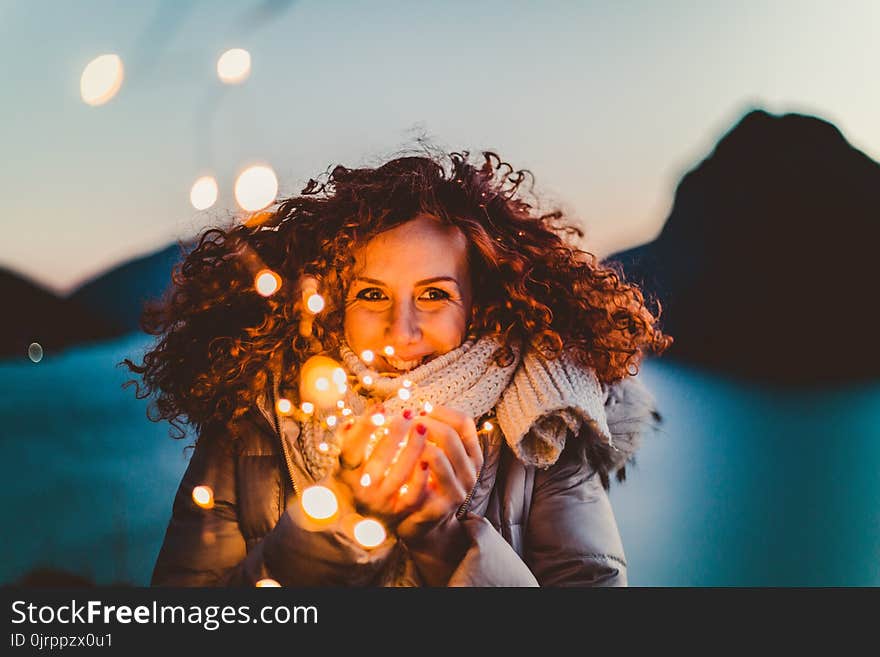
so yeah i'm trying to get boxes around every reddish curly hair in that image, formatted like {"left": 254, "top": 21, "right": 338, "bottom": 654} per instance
{"left": 124, "top": 150, "right": 671, "bottom": 441}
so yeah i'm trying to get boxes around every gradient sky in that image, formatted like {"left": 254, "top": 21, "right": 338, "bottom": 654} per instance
{"left": 2, "top": 0, "right": 878, "bottom": 294}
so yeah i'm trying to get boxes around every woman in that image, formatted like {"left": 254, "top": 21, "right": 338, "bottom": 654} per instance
{"left": 126, "top": 150, "right": 671, "bottom": 586}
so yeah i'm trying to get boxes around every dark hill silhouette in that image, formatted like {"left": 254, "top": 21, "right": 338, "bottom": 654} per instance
{"left": 0, "top": 268, "right": 125, "bottom": 359}
{"left": 608, "top": 109, "right": 880, "bottom": 383}
{"left": 69, "top": 242, "right": 190, "bottom": 334}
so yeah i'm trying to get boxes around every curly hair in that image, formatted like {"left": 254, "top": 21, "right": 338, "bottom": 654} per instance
{"left": 123, "top": 150, "right": 672, "bottom": 441}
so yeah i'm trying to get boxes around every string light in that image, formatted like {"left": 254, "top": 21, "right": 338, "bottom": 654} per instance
{"left": 300, "top": 355, "right": 347, "bottom": 409}
{"left": 276, "top": 398, "right": 293, "bottom": 415}
{"left": 234, "top": 164, "right": 278, "bottom": 212}
{"left": 337, "top": 400, "right": 346, "bottom": 409}
{"left": 192, "top": 485, "right": 214, "bottom": 509}
{"left": 371, "top": 413, "right": 386, "bottom": 427}
{"left": 255, "top": 578, "right": 281, "bottom": 587}
{"left": 422, "top": 401, "right": 433, "bottom": 413}
{"left": 399, "top": 484, "right": 409, "bottom": 496}
{"left": 341, "top": 408, "right": 352, "bottom": 416}
{"left": 301, "top": 485, "right": 338, "bottom": 520}
{"left": 315, "top": 377, "right": 329, "bottom": 391}
{"left": 361, "top": 350, "right": 375, "bottom": 363}
{"left": 397, "top": 387, "right": 411, "bottom": 401}
{"left": 383, "top": 346, "right": 395, "bottom": 356}
{"left": 216, "top": 48, "right": 251, "bottom": 84}
{"left": 255, "top": 269, "right": 281, "bottom": 297}
{"left": 482, "top": 420, "right": 494, "bottom": 432}
{"left": 325, "top": 415, "right": 337, "bottom": 428}
{"left": 353, "top": 518, "right": 386, "bottom": 548}
{"left": 360, "top": 473, "right": 371, "bottom": 487}
{"left": 402, "top": 379, "right": 412, "bottom": 388}
{"left": 362, "top": 375, "right": 373, "bottom": 386}
{"left": 80, "top": 54, "right": 124, "bottom": 106}
{"left": 306, "top": 293, "right": 325, "bottom": 313}
{"left": 301, "top": 401, "right": 314, "bottom": 415}
{"left": 318, "top": 441, "right": 329, "bottom": 452}
{"left": 190, "top": 176, "right": 218, "bottom": 210}
{"left": 331, "top": 368, "right": 346, "bottom": 386}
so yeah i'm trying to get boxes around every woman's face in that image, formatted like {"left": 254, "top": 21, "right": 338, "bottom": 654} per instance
{"left": 344, "top": 214, "right": 473, "bottom": 374}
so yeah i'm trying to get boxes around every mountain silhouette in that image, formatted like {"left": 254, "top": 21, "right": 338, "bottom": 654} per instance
{"left": 0, "top": 268, "right": 125, "bottom": 359}
{"left": 608, "top": 109, "right": 880, "bottom": 383}
{"left": 69, "top": 242, "right": 190, "bottom": 334}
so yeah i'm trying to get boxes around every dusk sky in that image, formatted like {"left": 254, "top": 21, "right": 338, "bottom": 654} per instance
{"left": 2, "top": 0, "right": 878, "bottom": 294}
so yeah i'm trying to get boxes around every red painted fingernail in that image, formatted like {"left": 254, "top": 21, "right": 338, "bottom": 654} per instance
{"left": 342, "top": 419, "right": 354, "bottom": 431}
{"left": 420, "top": 461, "right": 429, "bottom": 470}
{"left": 416, "top": 423, "right": 427, "bottom": 436}
{"left": 402, "top": 409, "right": 413, "bottom": 420}
{"left": 418, "top": 410, "right": 427, "bottom": 416}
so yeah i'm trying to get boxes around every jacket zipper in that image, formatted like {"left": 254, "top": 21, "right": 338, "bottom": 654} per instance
{"left": 456, "top": 431, "right": 488, "bottom": 521}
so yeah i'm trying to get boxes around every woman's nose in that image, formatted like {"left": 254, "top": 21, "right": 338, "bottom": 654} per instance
{"left": 387, "top": 299, "right": 421, "bottom": 344}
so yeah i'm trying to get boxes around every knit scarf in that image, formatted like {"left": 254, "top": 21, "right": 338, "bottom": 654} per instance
{"left": 291, "top": 336, "right": 613, "bottom": 480}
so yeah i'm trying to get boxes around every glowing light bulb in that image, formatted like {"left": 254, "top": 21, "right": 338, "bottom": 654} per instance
{"left": 360, "top": 473, "right": 372, "bottom": 487}
{"left": 318, "top": 441, "right": 329, "bottom": 452}
{"left": 300, "top": 355, "right": 347, "bottom": 410}
{"left": 397, "top": 387, "right": 411, "bottom": 401}
{"left": 301, "top": 401, "right": 314, "bottom": 414}
{"left": 306, "top": 293, "right": 325, "bottom": 313}
{"left": 423, "top": 401, "right": 433, "bottom": 413}
{"left": 331, "top": 368, "right": 347, "bottom": 386}
{"left": 341, "top": 408, "right": 352, "bottom": 416}
{"left": 28, "top": 343, "right": 43, "bottom": 363}
{"left": 361, "top": 350, "right": 375, "bottom": 363}
{"left": 353, "top": 518, "right": 387, "bottom": 548}
{"left": 276, "top": 398, "right": 293, "bottom": 415}
{"left": 255, "top": 578, "right": 281, "bottom": 587}
{"left": 337, "top": 400, "right": 346, "bottom": 409}
{"left": 483, "top": 420, "right": 494, "bottom": 432}
{"left": 402, "top": 379, "right": 412, "bottom": 388}
{"left": 325, "top": 415, "right": 337, "bottom": 428}
{"left": 192, "top": 485, "right": 214, "bottom": 509}
{"left": 371, "top": 413, "right": 385, "bottom": 427}
{"left": 301, "top": 485, "right": 338, "bottom": 520}
{"left": 80, "top": 54, "right": 124, "bottom": 106}
{"left": 217, "top": 48, "right": 251, "bottom": 84}
{"left": 234, "top": 164, "right": 278, "bottom": 212}
{"left": 383, "top": 346, "right": 395, "bottom": 356}
{"left": 399, "top": 484, "right": 409, "bottom": 496}
{"left": 189, "top": 176, "right": 218, "bottom": 210}
{"left": 362, "top": 375, "right": 373, "bottom": 386}
{"left": 254, "top": 269, "right": 281, "bottom": 297}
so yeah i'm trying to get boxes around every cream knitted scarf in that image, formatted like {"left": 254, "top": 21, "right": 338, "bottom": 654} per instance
{"left": 294, "top": 336, "right": 613, "bottom": 480}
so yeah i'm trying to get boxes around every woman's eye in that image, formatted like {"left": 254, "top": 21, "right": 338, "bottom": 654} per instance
{"left": 419, "top": 288, "right": 451, "bottom": 301}
{"left": 355, "top": 288, "right": 387, "bottom": 301}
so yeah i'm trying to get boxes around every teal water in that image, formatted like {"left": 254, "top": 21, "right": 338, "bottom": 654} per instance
{"left": 1, "top": 335, "right": 878, "bottom": 586}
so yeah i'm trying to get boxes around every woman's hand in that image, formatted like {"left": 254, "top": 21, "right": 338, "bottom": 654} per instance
{"left": 395, "top": 405, "right": 483, "bottom": 583}
{"left": 333, "top": 406, "right": 430, "bottom": 525}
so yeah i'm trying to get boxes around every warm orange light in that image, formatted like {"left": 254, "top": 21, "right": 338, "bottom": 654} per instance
{"left": 276, "top": 398, "right": 293, "bottom": 415}
{"left": 300, "top": 355, "right": 347, "bottom": 410}
{"left": 301, "top": 401, "right": 314, "bottom": 414}
{"left": 383, "top": 346, "right": 395, "bottom": 356}
{"left": 361, "top": 350, "right": 375, "bottom": 363}
{"left": 305, "top": 293, "right": 325, "bottom": 313}
{"left": 80, "top": 54, "right": 124, "bottom": 106}
{"left": 371, "top": 413, "right": 386, "bottom": 427}
{"left": 482, "top": 421, "right": 494, "bottom": 432}
{"left": 255, "top": 578, "right": 281, "bottom": 587}
{"left": 301, "top": 485, "right": 338, "bottom": 520}
{"left": 217, "top": 48, "right": 251, "bottom": 84}
{"left": 359, "top": 473, "right": 372, "bottom": 487}
{"left": 234, "top": 165, "right": 278, "bottom": 212}
{"left": 397, "top": 388, "right": 411, "bottom": 401}
{"left": 353, "top": 518, "right": 386, "bottom": 548}
{"left": 255, "top": 269, "right": 281, "bottom": 297}
{"left": 190, "top": 176, "right": 218, "bottom": 210}
{"left": 192, "top": 485, "right": 214, "bottom": 509}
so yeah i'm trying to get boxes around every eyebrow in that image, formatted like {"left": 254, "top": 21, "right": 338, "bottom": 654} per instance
{"left": 354, "top": 276, "right": 460, "bottom": 288}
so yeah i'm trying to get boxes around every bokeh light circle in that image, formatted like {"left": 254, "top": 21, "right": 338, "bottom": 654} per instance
{"left": 217, "top": 48, "right": 251, "bottom": 84}
{"left": 28, "top": 343, "right": 43, "bottom": 363}
{"left": 190, "top": 176, "right": 218, "bottom": 210}
{"left": 80, "top": 54, "right": 124, "bottom": 106}
{"left": 234, "top": 165, "right": 278, "bottom": 212}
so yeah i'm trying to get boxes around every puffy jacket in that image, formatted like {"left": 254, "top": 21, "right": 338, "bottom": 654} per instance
{"left": 152, "top": 375, "right": 658, "bottom": 587}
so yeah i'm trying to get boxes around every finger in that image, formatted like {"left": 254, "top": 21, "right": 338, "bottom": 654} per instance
{"left": 338, "top": 403, "right": 385, "bottom": 470}
{"left": 425, "top": 405, "right": 482, "bottom": 469}
{"left": 417, "top": 416, "right": 476, "bottom": 487}
{"left": 394, "top": 458, "right": 430, "bottom": 515}
{"left": 379, "top": 421, "right": 427, "bottom": 497}
{"left": 422, "top": 442, "right": 466, "bottom": 502}
{"left": 362, "top": 411, "right": 414, "bottom": 483}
